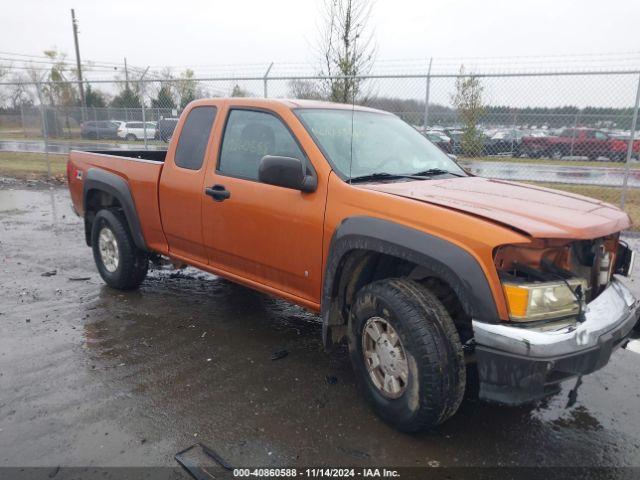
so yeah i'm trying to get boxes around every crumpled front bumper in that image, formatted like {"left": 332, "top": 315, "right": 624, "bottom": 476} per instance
{"left": 472, "top": 277, "right": 639, "bottom": 405}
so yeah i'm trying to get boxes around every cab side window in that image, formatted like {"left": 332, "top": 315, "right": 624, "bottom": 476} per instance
{"left": 174, "top": 106, "right": 217, "bottom": 170}
{"left": 218, "top": 109, "right": 306, "bottom": 181}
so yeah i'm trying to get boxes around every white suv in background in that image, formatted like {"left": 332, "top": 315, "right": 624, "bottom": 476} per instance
{"left": 116, "top": 121, "right": 157, "bottom": 141}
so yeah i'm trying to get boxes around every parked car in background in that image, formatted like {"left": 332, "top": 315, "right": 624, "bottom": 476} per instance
{"left": 521, "top": 128, "right": 612, "bottom": 160}
{"left": 117, "top": 122, "right": 157, "bottom": 141}
{"left": 484, "top": 129, "right": 526, "bottom": 156}
{"left": 609, "top": 134, "right": 640, "bottom": 161}
{"left": 156, "top": 117, "right": 180, "bottom": 142}
{"left": 80, "top": 121, "right": 120, "bottom": 140}
{"left": 425, "top": 130, "right": 453, "bottom": 153}
{"left": 444, "top": 129, "right": 464, "bottom": 154}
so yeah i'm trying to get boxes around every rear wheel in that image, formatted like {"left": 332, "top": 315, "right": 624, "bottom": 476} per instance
{"left": 348, "top": 278, "right": 465, "bottom": 432}
{"left": 125, "top": 133, "right": 137, "bottom": 141}
{"left": 91, "top": 209, "right": 149, "bottom": 290}
{"left": 550, "top": 147, "right": 564, "bottom": 160}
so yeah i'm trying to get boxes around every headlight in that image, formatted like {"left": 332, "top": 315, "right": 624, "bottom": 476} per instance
{"left": 502, "top": 278, "right": 587, "bottom": 322}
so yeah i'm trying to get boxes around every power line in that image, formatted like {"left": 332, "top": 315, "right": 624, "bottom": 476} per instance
{"left": 0, "top": 50, "right": 126, "bottom": 67}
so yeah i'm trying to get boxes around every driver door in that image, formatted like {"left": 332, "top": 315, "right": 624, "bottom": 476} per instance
{"left": 201, "top": 107, "right": 327, "bottom": 304}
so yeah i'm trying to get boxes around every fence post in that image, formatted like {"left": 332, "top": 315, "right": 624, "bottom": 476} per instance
{"left": 93, "top": 107, "right": 98, "bottom": 143}
{"left": 511, "top": 110, "right": 518, "bottom": 154}
{"left": 141, "top": 102, "right": 148, "bottom": 150}
{"left": 263, "top": 62, "right": 274, "bottom": 98}
{"left": 569, "top": 110, "right": 580, "bottom": 157}
{"left": 423, "top": 57, "right": 433, "bottom": 133}
{"left": 20, "top": 104, "right": 26, "bottom": 137}
{"left": 620, "top": 73, "right": 640, "bottom": 209}
{"left": 36, "top": 83, "right": 51, "bottom": 179}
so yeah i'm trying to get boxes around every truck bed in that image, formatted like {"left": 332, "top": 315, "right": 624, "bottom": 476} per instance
{"left": 67, "top": 149, "right": 168, "bottom": 253}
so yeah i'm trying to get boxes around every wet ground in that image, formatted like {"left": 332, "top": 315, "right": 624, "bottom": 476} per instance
{"left": 1, "top": 181, "right": 640, "bottom": 473}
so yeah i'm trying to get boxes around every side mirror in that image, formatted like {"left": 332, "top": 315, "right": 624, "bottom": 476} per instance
{"left": 258, "top": 155, "right": 317, "bottom": 192}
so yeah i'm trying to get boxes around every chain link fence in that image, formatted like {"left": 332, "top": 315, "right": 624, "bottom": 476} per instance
{"left": 1, "top": 69, "right": 639, "bottom": 225}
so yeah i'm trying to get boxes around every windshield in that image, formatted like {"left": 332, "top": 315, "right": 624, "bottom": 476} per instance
{"left": 295, "top": 109, "right": 466, "bottom": 180}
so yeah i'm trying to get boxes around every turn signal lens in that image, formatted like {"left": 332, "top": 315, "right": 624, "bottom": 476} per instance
{"left": 502, "top": 278, "right": 587, "bottom": 322}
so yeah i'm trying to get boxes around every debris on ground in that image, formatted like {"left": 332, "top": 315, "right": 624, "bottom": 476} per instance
{"left": 271, "top": 348, "right": 289, "bottom": 361}
{"left": 326, "top": 375, "right": 338, "bottom": 385}
{"left": 337, "top": 445, "right": 370, "bottom": 459}
{"left": 566, "top": 374, "right": 584, "bottom": 408}
{"left": 68, "top": 277, "right": 91, "bottom": 281}
{"left": 41, "top": 270, "right": 57, "bottom": 277}
{"left": 175, "top": 442, "right": 233, "bottom": 479}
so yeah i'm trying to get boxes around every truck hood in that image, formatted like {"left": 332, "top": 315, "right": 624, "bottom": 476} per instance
{"left": 360, "top": 177, "right": 630, "bottom": 239}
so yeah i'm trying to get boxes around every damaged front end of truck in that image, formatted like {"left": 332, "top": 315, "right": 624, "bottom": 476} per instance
{"left": 473, "top": 235, "right": 639, "bottom": 405}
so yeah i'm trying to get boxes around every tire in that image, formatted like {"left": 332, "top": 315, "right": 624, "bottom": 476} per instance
{"left": 550, "top": 147, "right": 564, "bottom": 160}
{"left": 348, "top": 278, "right": 465, "bottom": 432}
{"left": 91, "top": 209, "right": 149, "bottom": 290}
{"left": 524, "top": 148, "right": 540, "bottom": 159}
{"left": 125, "top": 134, "right": 137, "bottom": 141}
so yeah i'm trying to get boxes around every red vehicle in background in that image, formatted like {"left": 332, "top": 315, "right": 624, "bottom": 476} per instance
{"left": 609, "top": 134, "right": 640, "bottom": 161}
{"left": 521, "top": 127, "right": 640, "bottom": 161}
{"left": 521, "top": 128, "right": 612, "bottom": 160}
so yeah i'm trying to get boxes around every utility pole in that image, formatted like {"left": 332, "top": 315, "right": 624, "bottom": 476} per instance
{"left": 71, "top": 9, "right": 85, "bottom": 109}
{"left": 124, "top": 57, "right": 130, "bottom": 90}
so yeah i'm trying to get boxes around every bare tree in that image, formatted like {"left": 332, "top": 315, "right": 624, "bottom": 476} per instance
{"left": 317, "top": 0, "right": 375, "bottom": 103}
{"left": 7, "top": 73, "right": 35, "bottom": 110}
{"left": 151, "top": 67, "right": 177, "bottom": 109}
{"left": 452, "top": 66, "right": 485, "bottom": 156}
{"left": 231, "top": 84, "right": 250, "bottom": 97}
{"left": 175, "top": 69, "right": 199, "bottom": 109}
{"left": 287, "top": 79, "right": 325, "bottom": 100}
{"left": 41, "top": 49, "right": 78, "bottom": 107}
{"left": 0, "top": 64, "right": 9, "bottom": 107}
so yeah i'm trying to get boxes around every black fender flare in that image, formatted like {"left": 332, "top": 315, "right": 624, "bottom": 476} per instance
{"left": 321, "top": 216, "right": 499, "bottom": 346}
{"left": 83, "top": 168, "right": 147, "bottom": 251}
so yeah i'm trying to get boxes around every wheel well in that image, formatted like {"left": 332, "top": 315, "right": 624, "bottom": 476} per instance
{"left": 326, "top": 249, "right": 472, "bottom": 346}
{"left": 84, "top": 189, "right": 123, "bottom": 246}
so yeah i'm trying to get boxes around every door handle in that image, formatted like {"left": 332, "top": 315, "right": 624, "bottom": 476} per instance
{"left": 205, "top": 184, "right": 231, "bottom": 202}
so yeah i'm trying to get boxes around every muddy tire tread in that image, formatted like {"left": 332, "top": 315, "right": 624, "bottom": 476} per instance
{"left": 91, "top": 209, "right": 148, "bottom": 290}
{"left": 350, "top": 278, "right": 465, "bottom": 432}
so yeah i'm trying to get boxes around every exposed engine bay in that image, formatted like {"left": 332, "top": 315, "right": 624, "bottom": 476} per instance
{"left": 494, "top": 235, "right": 635, "bottom": 324}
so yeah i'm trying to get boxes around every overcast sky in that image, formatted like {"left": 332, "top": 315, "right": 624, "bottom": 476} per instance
{"left": 3, "top": 0, "right": 640, "bottom": 75}
{"left": 2, "top": 0, "right": 639, "bottom": 109}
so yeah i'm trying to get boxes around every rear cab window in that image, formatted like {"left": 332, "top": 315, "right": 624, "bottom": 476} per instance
{"left": 174, "top": 106, "right": 217, "bottom": 170}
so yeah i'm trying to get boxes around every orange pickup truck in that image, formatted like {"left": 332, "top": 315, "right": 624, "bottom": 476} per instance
{"left": 67, "top": 98, "right": 639, "bottom": 432}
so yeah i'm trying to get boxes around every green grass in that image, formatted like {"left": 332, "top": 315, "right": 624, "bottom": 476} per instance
{"left": 0, "top": 151, "right": 67, "bottom": 180}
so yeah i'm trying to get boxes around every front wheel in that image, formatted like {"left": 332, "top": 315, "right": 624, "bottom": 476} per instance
{"left": 550, "top": 147, "right": 564, "bottom": 160}
{"left": 348, "top": 278, "right": 465, "bottom": 432}
{"left": 91, "top": 209, "right": 149, "bottom": 290}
